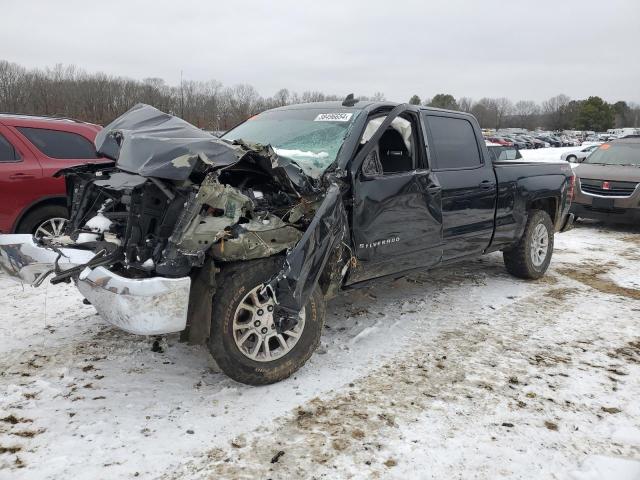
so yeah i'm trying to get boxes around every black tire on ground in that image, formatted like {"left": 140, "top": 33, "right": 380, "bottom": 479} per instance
{"left": 567, "top": 155, "right": 577, "bottom": 162}
{"left": 503, "top": 209, "right": 554, "bottom": 280}
{"left": 208, "top": 256, "right": 326, "bottom": 385}
{"left": 16, "top": 205, "right": 68, "bottom": 235}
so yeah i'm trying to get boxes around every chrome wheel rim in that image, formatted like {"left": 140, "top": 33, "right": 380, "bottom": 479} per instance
{"left": 34, "top": 217, "right": 67, "bottom": 240}
{"left": 530, "top": 223, "right": 549, "bottom": 267}
{"left": 232, "top": 285, "right": 305, "bottom": 362}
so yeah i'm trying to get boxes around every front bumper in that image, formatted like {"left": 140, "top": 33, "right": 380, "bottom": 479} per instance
{"left": 570, "top": 202, "right": 640, "bottom": 224}
{"left": 0, "top": 234, "right": 191, "bottom": 335}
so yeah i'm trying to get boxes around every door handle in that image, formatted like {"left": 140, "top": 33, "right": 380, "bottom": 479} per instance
{"left": 9, "top": 173, "right": 35, "bottom": 180}
{"left": 479, "top": 180, "right": 494, "bottom": 190}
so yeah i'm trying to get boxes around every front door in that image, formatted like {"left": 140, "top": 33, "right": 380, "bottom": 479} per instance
{"left": 347, "top": 108, "right": 443, "bottom": 283}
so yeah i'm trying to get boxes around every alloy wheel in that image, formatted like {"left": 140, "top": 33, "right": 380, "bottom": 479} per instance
{"left": 232, "top": 285, "right": 305, "bottom": 362}
{"left": 34, "top": 217, "right": 68, "bottom": 240}
{"left": 530, "top": 223, "right": 549, "bottom": 267}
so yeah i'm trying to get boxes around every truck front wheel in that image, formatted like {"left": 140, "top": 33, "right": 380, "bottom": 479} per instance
{"left": 208, "top": 256, "right": 325, "bottom": 385}
{"left": 503, "top": 209, "right": 554, "bottom": 279}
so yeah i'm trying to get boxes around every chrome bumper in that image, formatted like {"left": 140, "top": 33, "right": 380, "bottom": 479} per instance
{"left": 0, "top": 234, "right": 94, "bottom": 283}
{"left": 0, "top": 234, "right": 191, "bottom": 335}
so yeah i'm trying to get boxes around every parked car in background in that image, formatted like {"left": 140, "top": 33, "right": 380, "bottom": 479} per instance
{"left": 522, "top": 135, "right": 545, "bottom": 149}
{"left": 504, "top": 136, "right": 527, "bottom": 149}
{"left": 538, "top": 135, "right": 562, "bottom": 147}
{"left": 516, "top": 135, "right": 535, "bottom": 149}
{"left": 0, "top": 114, "right": 104, "bottom": 238}
{"left": 561, "top": 145, "right": 599, "bottom": 163}
{"left": 487, "top": 136, "right": 514, "bottom": 147}
{"left": 571, "top": 137, "right": 640, "bottom": 223}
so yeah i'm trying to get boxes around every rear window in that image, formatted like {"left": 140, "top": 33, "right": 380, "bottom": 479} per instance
{"left": 488, "top": 145, "right": 522, "bottom": 161}
{"left": 424, "top": 115, "right": 482, "bottom": 169}
{"left": 0, "top": 134, "right": 20, "bottom": 162}
{"left": 16, "top": 127, "right": 98, "bottom": 159}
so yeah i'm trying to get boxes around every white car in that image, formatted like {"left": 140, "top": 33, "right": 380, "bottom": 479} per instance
{"left": 561, "top": 144, "right": 599, "bottom": 163}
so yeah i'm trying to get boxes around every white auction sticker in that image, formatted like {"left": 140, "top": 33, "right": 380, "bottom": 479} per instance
{"left": 314, "top": 112, "right": 353, "bottom": 122}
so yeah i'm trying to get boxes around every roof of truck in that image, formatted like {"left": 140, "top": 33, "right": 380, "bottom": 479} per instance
{"left": 269, "top": 100, "right": 397, "bottom": 112}
{"left": 268, "top": 100, "right": 471, "bottom": 118}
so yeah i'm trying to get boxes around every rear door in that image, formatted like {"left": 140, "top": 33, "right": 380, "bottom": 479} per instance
{"left": 0, "top": 125, "right": 44, "bottom": 232}
{"left": 348, "top": 106, "right": 443, "bottom": 283}
{"left": 13, "top": 126, "right": 100, "bottom": 176}
{"left": 422, "top": 112, "right": 496, "bottom": 260}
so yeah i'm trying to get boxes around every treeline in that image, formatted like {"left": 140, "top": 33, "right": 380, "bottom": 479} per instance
{"left": 410, "top": 93, "right": 640, "bottom": 131}
{"left": 0, "top": 60, "right": 384, "bottom": 129}
{"left": 1, "top": 59, "right": 637, "bottom": 132}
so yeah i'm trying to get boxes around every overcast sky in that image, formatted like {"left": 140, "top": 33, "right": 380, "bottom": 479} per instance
{"left": 3, "top": 0, "right": 639, "bottom": 104}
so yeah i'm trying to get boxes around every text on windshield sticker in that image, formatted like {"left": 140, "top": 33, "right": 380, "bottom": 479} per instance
{"left": 314, "top": 113, "right": 353, "bottom": 122}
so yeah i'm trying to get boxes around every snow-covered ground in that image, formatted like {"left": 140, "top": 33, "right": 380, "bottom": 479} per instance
{"left": 520, "top": 146, "right": 582, "bottom": 163}
{"left": 1, "top": 221, "right": 639, "bottom": 480}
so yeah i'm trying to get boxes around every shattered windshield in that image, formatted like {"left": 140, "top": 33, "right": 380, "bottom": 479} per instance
{"left": 583, "top": 143, "right": 640, "bottom": 166}
{"left": 222, "top": 108, "right": 360, "bottom": 178}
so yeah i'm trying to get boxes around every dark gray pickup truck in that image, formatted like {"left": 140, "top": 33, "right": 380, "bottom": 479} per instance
{"left": 0, "top": 100, "right": 574, "bottom": 385}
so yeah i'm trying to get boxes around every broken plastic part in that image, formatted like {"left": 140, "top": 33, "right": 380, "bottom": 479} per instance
{"left": 210, "top": 214, "right": 302, "bottom": 262}
{"left": 174, "top": 178, "right": 253, "bottom": 253}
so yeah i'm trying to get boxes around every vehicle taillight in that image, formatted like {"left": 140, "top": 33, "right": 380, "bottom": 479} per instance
{"left": 568, "top": 174, "right": 575, "bottom": 201}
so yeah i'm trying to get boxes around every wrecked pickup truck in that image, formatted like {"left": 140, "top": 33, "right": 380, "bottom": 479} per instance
{"left": 0, "top": 100, "right": 575, "bottom": 385}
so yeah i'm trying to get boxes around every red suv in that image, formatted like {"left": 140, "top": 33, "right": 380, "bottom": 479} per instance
{"left": 0, "top": 114, "right": 105, "bottom": 238}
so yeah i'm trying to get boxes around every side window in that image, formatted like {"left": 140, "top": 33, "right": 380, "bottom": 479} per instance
{"left": 0, "top": 133, "right": 20, "bottom": 162}
{"left": 425, "top": 115, "right": 481, "bottom": 170}
{"left": 361, "top": 115, "right": 415, "bottom": 175}
{"left": 16, "top": 127, "right": 98, "bottom": 159}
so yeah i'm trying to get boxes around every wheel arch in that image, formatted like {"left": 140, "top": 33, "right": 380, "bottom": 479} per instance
{"left": 11, "top": 195, "right": 68, "bottom": 233}
{"left": 527, "top": 196, "right": 558, "bottom": 226}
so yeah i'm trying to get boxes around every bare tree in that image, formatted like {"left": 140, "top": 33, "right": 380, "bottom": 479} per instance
{"left": 458, "top": 97, "right": 474, "bottom": 113}
{"left": 495, "top": 97, "right": 513, "bottom": 129}
{"left": 542, "top": 94, "right": 571, "bottom": 130}
{"left": 1, "top": 59, "right": 637, "bottom": 131}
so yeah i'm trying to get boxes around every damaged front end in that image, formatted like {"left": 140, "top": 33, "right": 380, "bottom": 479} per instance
{"left": 0, "top": 104, "right": 350, "bottom": 337}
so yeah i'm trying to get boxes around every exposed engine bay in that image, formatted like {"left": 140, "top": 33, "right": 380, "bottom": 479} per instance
{"left": 60, "top": 150, "right": 318, "bottom": 278}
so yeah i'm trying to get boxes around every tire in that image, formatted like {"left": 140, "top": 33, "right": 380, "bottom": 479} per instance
{"left": 503, "top": 209, "right": 554, "bottom": 280}
{"left": 16, "top": 205, "right": 68, "bottom": 238}
{"left": 567, "top": 155, "right": 577, "bottom": 163}
{"left": 208, "top": 256, "right": 326, "bottom": 385}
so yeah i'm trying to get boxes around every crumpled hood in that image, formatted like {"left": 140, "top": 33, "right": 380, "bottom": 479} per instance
{"left": 95, "top": 103, "right": 242, "bottom": 181}
{"left": 574, "top": 163, "right": 640, "bottom": 182}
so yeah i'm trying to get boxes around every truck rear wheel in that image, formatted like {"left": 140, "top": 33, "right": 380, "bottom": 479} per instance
{"left": 503, "top": 209, "right": 554, "bottom": 279}
{"left": 208, "top": 256, "right": 325, "bottom": 385}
